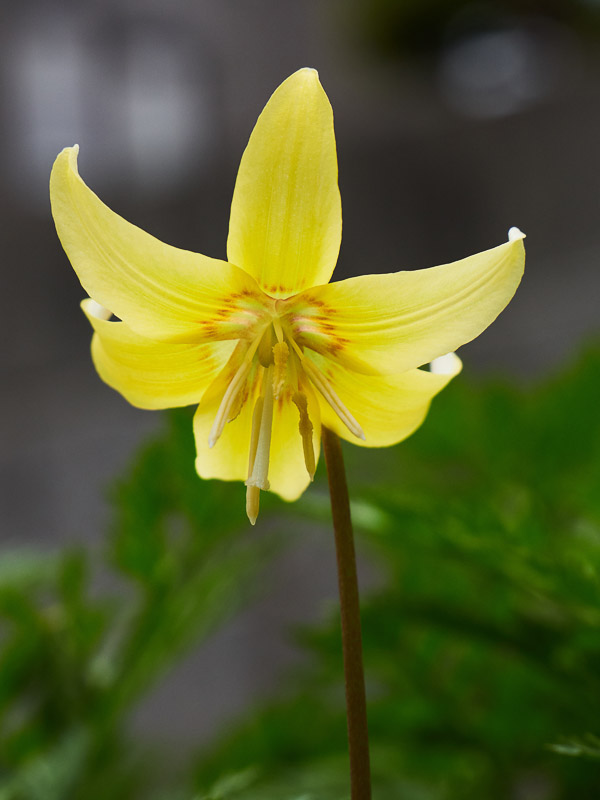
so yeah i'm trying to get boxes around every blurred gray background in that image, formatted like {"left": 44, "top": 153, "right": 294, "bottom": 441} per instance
{"left": 1, "top": 0, "right": 599, "bottom": 750}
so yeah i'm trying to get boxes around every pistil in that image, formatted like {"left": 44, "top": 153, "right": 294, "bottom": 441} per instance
{"left": 273, "top": 341, "right": 289, "bottom": 398}
{"left": 209, "top": 310, "right": 365, "bottom": 524}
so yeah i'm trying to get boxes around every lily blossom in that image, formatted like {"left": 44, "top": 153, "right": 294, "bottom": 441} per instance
{"left": 50, "top": 68, "right": 525, "bottom": 524}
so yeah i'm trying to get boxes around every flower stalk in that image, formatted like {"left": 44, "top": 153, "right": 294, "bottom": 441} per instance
{"left": 322, "top": 426, "right": 371, "bottom": 800}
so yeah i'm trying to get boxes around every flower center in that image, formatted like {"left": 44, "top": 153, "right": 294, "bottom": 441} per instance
{"left": 208, "top": 313, "right": 364, "bottom": 524}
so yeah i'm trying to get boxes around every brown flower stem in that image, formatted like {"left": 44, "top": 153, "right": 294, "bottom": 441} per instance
{"left": 322, "top": 426, "right": 372, "bottom": 800}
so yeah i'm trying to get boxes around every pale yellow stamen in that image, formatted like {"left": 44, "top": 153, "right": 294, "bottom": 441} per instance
{"left": 209, "top": 337, "right": 262, "bottom": 448}
{"left": 273, "top": 341, "right": 289, "bottom": 398}
{"left": 289, "top": 339, "right": 365, "bottom": 440}
{"left": 226, "top": 381, "right": 247, "bottom": 424}
{"left": 246, "top": 392, "right": 267, "bottom": 526}
{"left": 292, "top": 391, "right": 315, "bottom": 480}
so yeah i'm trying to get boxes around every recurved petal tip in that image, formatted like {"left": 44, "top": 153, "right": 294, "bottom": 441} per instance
{"left": 84, "top": 298, "right": 112, "bottom": 321}
{"left": 52, "top": 145, "right": 79, "bottom": 173}
{"left": 508, "top": 226, "right": 525, "bottom": 241}
{"left": 297, "top": 66, "right": 319, "bottom": 78}
{"left": 429, "top": 352, "right": 463, "bottom": 376}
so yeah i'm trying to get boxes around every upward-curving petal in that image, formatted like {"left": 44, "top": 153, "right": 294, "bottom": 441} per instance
{"left": 285, "top": 233, "right": 525, "bottom": 373}
{"left": 83, "top": 299, "right": 233, "bottom": 409}
{"left": 51, "top": 146, "right": 262, "bottom": 340}
{"left": 227, "top": 68, "right": 342, "bottom": 298}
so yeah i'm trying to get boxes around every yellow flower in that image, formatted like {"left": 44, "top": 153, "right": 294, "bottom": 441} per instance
{"left": 50, "top": 68, "right": 525, "bottom": 524}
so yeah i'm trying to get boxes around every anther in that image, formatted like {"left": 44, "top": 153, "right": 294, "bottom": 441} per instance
{"left": 246, "top": 366, "right": 273, "bottom": 504}
{"left": 208, "top": 337, "right": 262, "bottom": 449}
{"left": 292, "top": 391, "right": 315, "bottom": 480}
{"left": 288, "top": 340, "right": 365, "bottom": 441}
{"left": 245, "top": 395, "right": 266, "bottom": 526}
{"left": 208, "top": 359, "right": 252, "bottom": 448}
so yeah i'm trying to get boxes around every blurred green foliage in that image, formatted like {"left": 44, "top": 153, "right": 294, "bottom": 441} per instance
{"left": 2, "top": 343, "right": 600, "bottom": 799}
{"left": 0, "top": 411, "right": 279, "bottom": 800}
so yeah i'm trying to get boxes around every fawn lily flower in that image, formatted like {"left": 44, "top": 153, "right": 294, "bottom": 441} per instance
{"left": 50, "top": 68, "right": 524, "bottom": 524}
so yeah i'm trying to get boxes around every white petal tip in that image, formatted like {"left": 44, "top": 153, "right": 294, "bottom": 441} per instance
{"left": 86, "top": 299, "right": 113, "bottom": 321}
{"left": 429, "top": 352, "right": 462, "bottom": 376}
{"left": 508, "top": 226, "right": 525, "bottom": 242}
{"left": 62, "top": 144, "right": 79, "bottom": 158}
{"left": 293, "top": 67, "right": 320, "bottom": 85}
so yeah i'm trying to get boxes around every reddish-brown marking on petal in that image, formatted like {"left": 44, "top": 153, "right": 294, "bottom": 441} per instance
{"left": 305, "top": 296, "right": 326, "bottom": 309}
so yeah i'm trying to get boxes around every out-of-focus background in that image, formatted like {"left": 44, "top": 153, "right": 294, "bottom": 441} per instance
{"left": 2, "top": 0, "right": 600, "bottom": 774}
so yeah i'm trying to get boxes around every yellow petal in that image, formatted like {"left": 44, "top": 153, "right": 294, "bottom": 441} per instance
{"left": 227, "top": 68, "right": 342, "bottom": 298}
{"left": 285, "top": 234, "right": 525, "bottom": 373}
{"left": 194, "top": 374, "right": 320, "bottom": 502}
{"left": 51, "top": 146, "right": 262, "bottom": 339}
{"left": 311, "top": 351, "right": 462, "bottom": 447}
{"left": 83, "top": 299, "right": 233, "bottom": 409}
